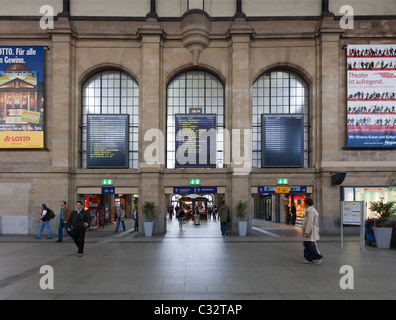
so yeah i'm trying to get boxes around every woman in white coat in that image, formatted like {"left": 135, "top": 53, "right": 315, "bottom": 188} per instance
{"left": 302, "top": 198, "right": 324, "bottom": 264}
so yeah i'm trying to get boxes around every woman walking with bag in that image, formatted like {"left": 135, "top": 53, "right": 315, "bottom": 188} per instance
{"left": 301, "top": 198, "right": 324, "bottom": 265}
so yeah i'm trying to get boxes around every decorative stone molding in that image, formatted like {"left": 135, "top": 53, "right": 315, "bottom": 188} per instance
{"left": 181, "top": 10, "right": 211, "bottom": 65}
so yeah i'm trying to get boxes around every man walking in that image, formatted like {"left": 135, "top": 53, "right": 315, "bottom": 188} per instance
{"left": 219, "top": 200, "right": 230, "bottom": 236}
{"left": 115, "top": 204, "right": 126, "bottom": 232}
{"left": 55, "top": 201, "right": 72, "bottom": 242}
{"left": 67, "top": 201, "right": 92, "bottom": 257}
{"left": 290, "top": 203, "right": 297, "bottom": 226}
{"left": 35, "top": 204, "right": 53, "bottom": 239}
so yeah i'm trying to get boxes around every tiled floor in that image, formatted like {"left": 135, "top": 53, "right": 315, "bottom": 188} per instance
{"left": 0, "top": 218, "right": 395, "bottom": 300}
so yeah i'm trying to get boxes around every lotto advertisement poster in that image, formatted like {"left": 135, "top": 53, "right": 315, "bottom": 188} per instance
{"left": 0, "top": 46, "right": 44, "bottom": 148}
{"left": 347, "top": 44, "right": 396, "bottom": 148}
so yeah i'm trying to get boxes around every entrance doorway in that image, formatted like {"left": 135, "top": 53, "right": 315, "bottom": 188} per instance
{"left": 165, "top": 192, "right": 225, "bottom": 237}
{"left": 83, "top": 193, "right": 138, "bottom": 230}
{"left": 254, "top": 193, "right": 307, "bottom": 224}
{"left": 260, "top": 195, "right": 272, "bottom": 221}
{"left": 170, "top": 193, "right": 216, "bottom": 220}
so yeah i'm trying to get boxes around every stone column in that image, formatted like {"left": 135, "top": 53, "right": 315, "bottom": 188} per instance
{"left": 318, "top": 17, "right": 341, "bottom": 164}
{"left": 137, "top": 21, "right": 166, "bottom": 234}
{"left": 227, "top": 20, "right": 255, "bottom": 234}
{"left": 48, "top": 16, "right": 75, "bottom": 169}
{"left": 317, "top": 17, "right": 343, "bottom": 232}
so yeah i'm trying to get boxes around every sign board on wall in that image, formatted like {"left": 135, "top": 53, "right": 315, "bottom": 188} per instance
{"left": 258, "top": 186, "right": 307, "bottom": 194}
{"left": 175, "top": 114, "right": 216, "bottom": 168}
{"left": 0, "top": 46, "right": 45, "bottom": 148}
{"left": 173, "top": 186, "right": 218, "bottom": 194}
{"left": 87, "top": 114, "right": 129, "bottom": 168}
{"left": 261, "top": 114, "right": 304, "bottom": 167}
{"left": 347, "top": 45, "right": 396, "bottom": 148}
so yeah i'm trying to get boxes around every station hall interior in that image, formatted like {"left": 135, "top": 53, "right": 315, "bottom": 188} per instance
{"left": 0, "top": 0, "right": 395, "bottom": 237}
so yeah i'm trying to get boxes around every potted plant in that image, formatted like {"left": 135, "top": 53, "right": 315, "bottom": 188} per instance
{"left": 369, "top": 197, "right": 396, "bottom": 249}
{"left": 143, "top": 201, "right": 156, "bottom": 237}
{"left": 236, "top": 200, "right": 248, "bottom": 236}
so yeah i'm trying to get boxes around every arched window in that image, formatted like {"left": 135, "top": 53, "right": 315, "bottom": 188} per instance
{"left": 166, "top": 70, "right": 224, "bottom": 169}
{"left": 81, "top": 70, "right": 139, "bottom": 168}
{"left": 252, "top": 70, "right": 309, "bottom": 168}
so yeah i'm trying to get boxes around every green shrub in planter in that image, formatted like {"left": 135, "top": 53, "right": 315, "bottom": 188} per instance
{"left": 143, "top": 201, "right": 156, "bottom": 222}
{"left": 369, "top": 197, "right": 396, "bottom": 228}
{"left": 236, "top": 200, "right": 248, "bottom": 221}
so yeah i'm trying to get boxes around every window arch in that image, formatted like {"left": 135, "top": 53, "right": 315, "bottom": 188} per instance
{"left": 81, "top": 69, "right": 139, "bottom": 168}
{"left": 252, "top": 70, "right": 309, "bottom": 168}
{"left": 166, "top": 70, "right": 225, "bottom": 169}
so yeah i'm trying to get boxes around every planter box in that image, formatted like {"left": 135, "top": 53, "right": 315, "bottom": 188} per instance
{"left": 373, "top": 227, "right": 392, "bottom": 249}
{"left": 238, "top": 221, "right": 247, "bottom": 237}
{"left": 392, "top": 222, "right": 396, "bottom": 248}
{"left": 144, "top": 221, "right": 154, "bottom": 237}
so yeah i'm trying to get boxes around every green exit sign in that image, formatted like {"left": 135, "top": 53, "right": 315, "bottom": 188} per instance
{"left": 277, "top": 178, "right": 288, "bottom": 185}
{"left": 190, "top": 179, "right": 201, "bottom": 185}
{"left": 102, "top": 179, "right": 113, "bottom": 185}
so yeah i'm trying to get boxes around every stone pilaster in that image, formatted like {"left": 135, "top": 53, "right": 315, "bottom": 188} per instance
{"left": 318, "top": 17, "right": 342, "bottom": 164}
{"left": 137, "top": 21, "right": 166, "bottom": 234}
{"left": 48, "top": 16, "right": 75, "bottom": 170}
{"left": 227, "top": 20, "right": 255, "bottom": 234}
{"left": 316, "top": 17, "right": 343, "bottom": 232}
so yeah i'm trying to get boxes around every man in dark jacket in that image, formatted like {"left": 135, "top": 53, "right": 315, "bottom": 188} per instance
{"left": 67, "top": 201, "right": 92, "bottom": 257}
{"left": 219, "top": 200, "right": 230, "bottom": 236}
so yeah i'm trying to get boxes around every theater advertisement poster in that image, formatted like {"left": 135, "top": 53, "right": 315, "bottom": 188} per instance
{"left": 347, "top": 45, "right": 396, "bottom": 148}
{"left": 0, "top": 46, "right": 44, "bottom": 148}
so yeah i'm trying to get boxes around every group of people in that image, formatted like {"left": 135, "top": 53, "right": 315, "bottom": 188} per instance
{"left": 35, "top": 201, "right": 91, "bottom": 257}
{"left": 114, "top": 206, "right": 138, "bottom": 233}
{"left": 169, "top": 204, "right": 219, "bottom": 221}
{"left": 34, "top": 198, "right": 324, "bottom": 264}
{"left": 171, "top": 200, "right": 232, "bottom": 237}
{"left": 175, "top": 198, "right": 324, "bottom": 264}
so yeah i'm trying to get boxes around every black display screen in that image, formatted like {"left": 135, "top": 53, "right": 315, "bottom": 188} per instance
{"left": 261, "top": 114, "right": 304, "bottom": 167}
{"left": 87, "top": 114, "right": 129, "bottom": 168}
{"left": 175, "top": 114, "right": 217, "bottom": 168}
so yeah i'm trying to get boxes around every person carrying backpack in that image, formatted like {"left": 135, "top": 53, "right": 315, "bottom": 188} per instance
{"left": 35, "top": 204, "right": 53, "bottom": 239}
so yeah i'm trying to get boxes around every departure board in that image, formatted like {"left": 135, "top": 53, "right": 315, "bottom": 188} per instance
{"left": 261, "top": 114, "right": 304, "bottom": 168}
{"left": 87, "top": 115, "right": 129, "bottom": 168}
{"left": 175, "top": 114, "right": 217, "bottom": 168}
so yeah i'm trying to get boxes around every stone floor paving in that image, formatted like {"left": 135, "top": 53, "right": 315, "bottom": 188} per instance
{"left": 0, "top": 218, "right": 395, "bottom": 300}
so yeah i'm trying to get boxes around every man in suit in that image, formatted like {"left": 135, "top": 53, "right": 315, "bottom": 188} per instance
{"left": 67, "top": 201, "right": 92, "bottom": 257}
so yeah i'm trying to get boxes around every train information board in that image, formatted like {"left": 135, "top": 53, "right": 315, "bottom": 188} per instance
{"left": 87, "top": 114, "right": 129, "bottom": 168}
{"left": 175, "top": 114, "right": 216, "bottom": 168}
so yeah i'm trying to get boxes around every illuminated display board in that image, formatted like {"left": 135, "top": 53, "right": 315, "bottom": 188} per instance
{"left": 87, "top": 114, "right": 129, "bottom": 168}
{"left": 175, "top": 114, "right": 216, "bottom": 168}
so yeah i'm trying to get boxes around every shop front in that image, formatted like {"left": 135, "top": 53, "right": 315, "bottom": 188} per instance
{"left": 77, "top": 187, "right": 139, "bottom": 230}
{"left": 254, "top": 186, "right": 313, "bottom": 224}
{"left": 342, "top": 186, "right": 396, "bottom": 219}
